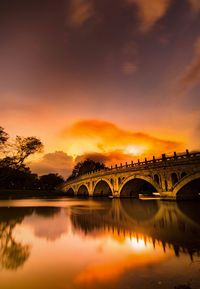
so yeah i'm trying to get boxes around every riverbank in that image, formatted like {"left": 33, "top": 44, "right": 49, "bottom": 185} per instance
{"left": 0, "top": 189, "right": 66, "bottom": 199}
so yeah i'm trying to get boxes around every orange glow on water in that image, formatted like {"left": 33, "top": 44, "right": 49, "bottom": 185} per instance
{"left": 75, "top": 236, "right": 171, "bottom": 286}
{"left": 127, "top": 237, "right": 151, "bottom": 252}
{"left": 0, "top": 199, "right": 200, "bottom": 289}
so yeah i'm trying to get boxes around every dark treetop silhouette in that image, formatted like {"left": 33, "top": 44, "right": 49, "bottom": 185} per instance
{"left": 0, "top": 127, "right": 63, "bottom": 192}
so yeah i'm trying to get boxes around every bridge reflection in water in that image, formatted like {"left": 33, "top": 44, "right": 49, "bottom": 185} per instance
{"left": 0, "top": 200, "right": 200, "bottom": 289}
{"left": 71, "top": 199, "right": 200, "bottom": 260}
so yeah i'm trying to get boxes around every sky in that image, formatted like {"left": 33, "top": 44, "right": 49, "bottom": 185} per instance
{"left": 1, "top": 0, "right": 200, "bottom": 177}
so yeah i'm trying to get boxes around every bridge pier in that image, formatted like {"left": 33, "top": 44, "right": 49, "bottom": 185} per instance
{"left": 113, "top": 191, "right": 120, "bottom": 198}
{"left": 160, "top": 191, "right": 176, "bottom": 200}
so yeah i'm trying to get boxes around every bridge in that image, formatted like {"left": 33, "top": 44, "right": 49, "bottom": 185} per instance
{"left": 61, "top": 150, "right": 200, "bottom": 200}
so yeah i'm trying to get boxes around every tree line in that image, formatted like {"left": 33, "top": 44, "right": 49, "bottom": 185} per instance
{"left": 0, "top": 127, "right": 64, "bottom": 190}
{"left": 0, "top": 126, "right": 106, "bottom": 191}
{"left": 67, "top": 159, "right": 106, "bottom": 181}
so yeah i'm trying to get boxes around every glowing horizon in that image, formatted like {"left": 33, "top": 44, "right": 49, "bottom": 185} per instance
{"left": 1, "top": 0, "right": 200, "bottom": 177}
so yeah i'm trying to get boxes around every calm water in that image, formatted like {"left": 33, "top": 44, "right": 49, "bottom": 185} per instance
{"left": 0, "top": 198, "right": 199, "bottom": 289}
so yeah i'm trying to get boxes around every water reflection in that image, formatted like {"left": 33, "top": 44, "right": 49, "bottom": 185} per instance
{"left": 0, "top": 199, "right": 199, "bottom": 289}
{"left": 0, "top": 207, "right": 63, "bottom": 270}
{"left": 0, "top": 208, "right": 32, "bottom": 270}
{"left": 34, "top": 207, "right": 61, "bottom": 218}
{"left": 71, "top": 199, "right": 200, "bottom": 260}
{"left": 23, "top": 207, "right": 68, "bottom": 241}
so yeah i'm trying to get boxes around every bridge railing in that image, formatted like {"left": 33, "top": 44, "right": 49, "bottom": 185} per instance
{"left": 65, "top": 150, "right": 200, "bottom": 185}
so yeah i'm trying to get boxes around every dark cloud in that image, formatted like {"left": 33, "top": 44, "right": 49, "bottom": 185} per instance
{"left": 75, "top": 151, "right": 138, "bottom": 166}
{"left": 180, "top": 38, "right": 200, "bottom": 91}
{"left": 0, "top": 0, "right": 199, "bottom": 98}
{"left": 29, "top": 151, "right": 74, "bottom": 178}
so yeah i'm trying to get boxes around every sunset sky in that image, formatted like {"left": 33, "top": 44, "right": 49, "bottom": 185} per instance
{"left": 1, "top": 0, "right": 200, "bottom": 177}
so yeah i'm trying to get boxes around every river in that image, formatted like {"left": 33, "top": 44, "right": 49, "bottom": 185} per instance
{"left": 0, "top": 198, "right": 199, "bottom": 289}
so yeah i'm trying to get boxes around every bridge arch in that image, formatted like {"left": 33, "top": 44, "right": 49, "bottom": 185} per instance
{"left": 173, "top": 172, "right": 200, "bottom": 200}
{"left": 66, "top": 187, "right": 75, "bottom": 196}
{"left": 119, "top": 175, "right": 160, "bottom": 198}
{"left": 93, "top": 179, "right": 113, "bottom": 197}
{"left": 77, "top": 184, "right": 89, "bottom": 197}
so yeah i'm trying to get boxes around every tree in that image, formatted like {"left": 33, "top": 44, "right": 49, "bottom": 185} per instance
{"left": 11, "top": 136, "right": 43, "bottom": 168}
{"left": 0, "top": 166, "right": 39, "bottom": 190}
{"left": 0, "top": 127, "right": 43, "bottom": 169}
{"left": 39, "top": 173, "right": 64, "bottom": 190}
{"left": 0, "top": 127, "right": 9, "bottom": 161}
{"left": 67, "top": 159, "right": 106, "bottom": 180}
{"left": 0, "top": 127, "right": 43, "bottom": 190}
{"left": 0, "top": 127, "right": 8, "bottom": 146}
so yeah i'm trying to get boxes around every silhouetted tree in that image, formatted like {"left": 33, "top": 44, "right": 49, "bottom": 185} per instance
{"left": 0, "top": 127, "right": 43, "bottom": 190}
{"left": 67, "top": 159, "right": 106, "bottom": 180}
{"left": 0, "top": 166, "right": 39, "bottom": 190}
{"left": 39, "top": 173, "right": 64, "bottom": 190}
{"left": 1, "top": 136, "right": 43, "bottom": 169}
{"left": 0, "top": 127, "right": 9, "bottom": 162}
{"left": 0, "top": 127, "right": 8, "bottom": 146}
{"left": 0, "top": 127, "right": 65, "bottom": 191}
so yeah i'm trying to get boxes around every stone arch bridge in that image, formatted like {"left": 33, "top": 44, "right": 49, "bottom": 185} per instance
{"left": 61, "top": 150, "right": 200, "bottom": 200}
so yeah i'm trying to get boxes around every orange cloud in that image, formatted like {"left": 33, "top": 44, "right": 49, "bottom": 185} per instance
{"left": 189, "top": 0, "right": 200, "bottom": 12}
{"left": 180, "top": 38, "right": 200, "bottom": 90}
{"left": 29, "top": 151, "right": 74, "bottom": 178}
{"left": 128, "top": 0, "right": 171, "bottom": 32}
{"left": 122, "top": 61, "right": 138, "bottom": 75}
{"left": 75, "top": 151, "right": 135, "bottom": 166}
{"left": 61, "top": 119, "right": 182, "bottom": 160}
{"left": 67, "top": 0, "right": 94, "bottom": 28}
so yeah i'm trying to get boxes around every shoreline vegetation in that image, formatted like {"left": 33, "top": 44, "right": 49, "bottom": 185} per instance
{"left": 0, "top": 127, "right": 109, "bottom": 199}
{"left": 0, "top": 127, "right": 66, "bottom": 196}
{"left": 0, "top": 189, "right": 67, "bottom": 199}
